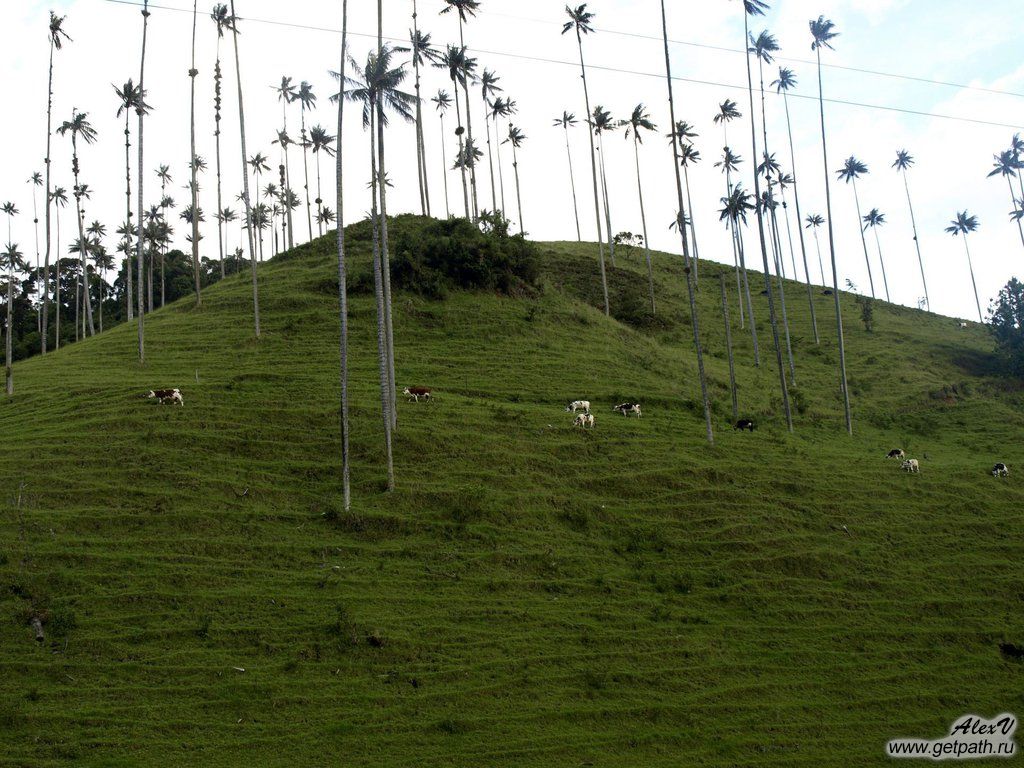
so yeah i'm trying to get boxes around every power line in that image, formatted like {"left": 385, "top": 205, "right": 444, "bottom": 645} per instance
{"left": 96, "top": 0, "right": 1024, "bottom": 131}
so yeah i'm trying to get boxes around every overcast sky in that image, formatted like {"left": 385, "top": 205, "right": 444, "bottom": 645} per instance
{"left": 3, "top": 0, "right": 1023, "bottom": 320}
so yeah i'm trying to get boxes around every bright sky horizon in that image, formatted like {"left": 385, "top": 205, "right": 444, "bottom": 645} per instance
{"left": 2, "top": 0, "right": 1023, "bottom": 322}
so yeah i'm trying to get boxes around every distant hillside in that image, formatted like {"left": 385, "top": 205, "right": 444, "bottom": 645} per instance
{"left": 1, "top": 217, "right": 1022, "bottom": 767}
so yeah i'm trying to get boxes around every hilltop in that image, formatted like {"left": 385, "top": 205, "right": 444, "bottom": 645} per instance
{"left": 1, "top": 216, "right": 1022, "bottom": 767}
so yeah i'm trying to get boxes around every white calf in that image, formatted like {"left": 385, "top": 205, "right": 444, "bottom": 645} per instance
{"left": 573, "top": 413, "right": 595, "bottom": 429}
{"left": 901, "top": 459, "right": 920, "bottom": 474}
{"left": 566, "top": 400, "right": 591, "bottom": 414}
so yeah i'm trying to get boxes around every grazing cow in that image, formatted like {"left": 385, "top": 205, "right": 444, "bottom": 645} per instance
{"left": 734, "top": 419, "right": 756, "bottom": 432}
{"left": 992, "top": 463, "right": 1009, "bottom": 478}
{"left": 613, "top": 402, "right": 642, "bottom": 418}
{"left": 147, "top": 388, "right": 183, "bottom": 406}
{"left": 402, "top": 386, "right": 432, "bottom": 402}
{"left": 901, "top": 459, "right": 920, "bottom": 474}
{"left": 886, "top": 449, "right": 905, "bottom": 460}
{"left": 823, "top": 289, "right": 834, "bottom": 296}
{"left": 566, "top": 400, "right": 591, "bottom": 414}
{"left": 958, "top": 322, "right": 968, "bottom": 329}
{"left": 573, "top": 413, "right": 595, "bottom": 429}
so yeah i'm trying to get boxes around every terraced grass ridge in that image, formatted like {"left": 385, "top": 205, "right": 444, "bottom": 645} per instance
{"left": 2, "top": 216, "right": 1023, "bottom": 767}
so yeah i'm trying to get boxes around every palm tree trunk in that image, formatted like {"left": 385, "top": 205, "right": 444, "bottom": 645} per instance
{"left": 315, "top": 153, "right": 324, "bottom": 237}
{"left": 55, "top": 214, "right": 61, "bottom": 350}
{"left": 512, "top": 141, "right": 525, "bottom": 235}
{"left": 852, "top": 179, "right": 875, "bottom": 298}
{"left": 632, "top": 134, "right": 655, "bottom": 314}
{"left": 683, "top": 163, "right": 700, "bottom": 282}
{"left": 744, "top": 12, "right": 791, "bottom": 432}
{"left": 230, "top": 0, "right": 260, "bottom": 337}
{"left": 336, "top": 0, "right": 351, "bottom": 509}
{"left": 964, "top": 236, "right": 983, "bottom": 323}
{"left": 901, "top": 172, "right": 928, "bottom": 310}
{"left": 282, "top": 105, "right": 295, "bottom": 250}
{"left": 661, "top": 0, "right": 713, "bottom": 444}
{"left": 1007, "top": 175, "right": 1024, "bottom": 250}
{"left": 301, "top": 110, "right": 314, "bottom": 241}
{"left": 782, "top": 92, "right": 818, "bottom": 342}
{"left": 369, "top": 105, "right": 395, "bottom": 491}
{"left": 123, "top": 110, "right": 134, "bottom": 321}
{"left": 452, "top": 85, "right": 470, "bottom": 219}
{"left": 412, "top": 0, "right": 428, "bottom": 217}
{"left": 189, "top": 1, "right": 202, "bottom": 305}
{"left": 729, "top": 223, "right": 746, "bottom": 329}
{"left": 562, "top": 124, "right": 582, "bottom": 241}
{"left": 456, "top": 20, "right": 479, "bottom": 220}
{"left": 136, "top": 3, "right": 150, "bottom": 363}
{"left": 813, "top": 229, "right": 826, "bottom": 285}
{"left": 815, "top": 47, "right": 852, "bottom": 435}
{"left": 495, "top": 123, "right": 508, "bottom": 213}
{"left": 6, "top": 259, "right": 13, "bottom": 394}
{"left": 769, "top": 205, "right": 796, "bottom": 385}
{"left": 598, "top": 135, "right": 615, "bottom": 266}
{"left": 42, "top": 39, "right": 55, "bottom": 355}
{"left": 574, "top": 29, "right": 609, "bottom": 316}
{"left": 438, "top": 113, "right": 450, "bottom": 218}
{"left": 377, "top": 103, "right": 398, "bottom": 431}
{"left": 720, "top": 274, "right": 738, "bottom": 423}
{"left": 214, "top": 42, "right": 226, "bottom": 279}
{"left": 484, "top": 98, "right": 498, "bottom": 213}
{"left": 873, "top": 227, "right": 891, "bottom": 303}
{"left": 71, "top": 139, "right": 96, "bottom": 337}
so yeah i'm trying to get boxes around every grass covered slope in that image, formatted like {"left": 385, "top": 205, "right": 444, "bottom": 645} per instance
{"left": 1, "top": 217, "right": 1023, "bottom": 767}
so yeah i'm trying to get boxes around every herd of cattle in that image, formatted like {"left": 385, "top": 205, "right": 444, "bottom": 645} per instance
{"left": 886, "top": 448, "right": 1009, "bottom": 477}
{"left": 141, "top": 386, "right": 1011, "bottom": 479}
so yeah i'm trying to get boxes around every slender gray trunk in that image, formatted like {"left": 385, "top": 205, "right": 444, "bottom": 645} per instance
{"left": 963, "top": 236, "right": 983, "bottom": 323}
{"left": 683, "top": 163, "right": 700, "bottom": 281}
{"left": 452, "top": 84, "right": 470, "bottom": 219}
{"left": 438, "top": 112, "right": 450, "bottom": 218}
{"left": 42, "top": 40, "right": 55, "bottom": 355}
{"left": 769, "top": 204, "right": 796, "bottom": 385}
{"left": 900, "top": 172, "right": 928, "bottom": 309}
{"left": 136, "top": 1, "right": 150, "bottom": 363}
{"left": 336, "top": 0, "right": 351, "bottom": 509}
{"left": 851, "top": 179, "right": 875, "bottom": 298}
{"left": 563, "top": 124, "right": 582, "bottom": 241}
{"left": 301, "top": 108, "right": 313, "bottom": 241}
{"left": 123, "top": 110, "right": 134, "bottom": 321}
{"left": 484, "top": 98, "right": 497, "bottom": 213}
{"left": 457, "top": 20, "right": 479, "bottom": 220}
{"left": 782, "top": 92, "right": 817, "bottom": 342}
{"left": 1007, "top": 175, "right": 1024, "bottom": 250}
{"left": 70, "top": 135, "right": 95, "bottom": 337}
{"left": 597, "top": 134, "right": 615, "bottom": 266}
{"left": 214, "top": 39, "right": 226, "bottom": 279}
{"left": 378, "top": 10, "right": 397, "bottom": 430}
{"left": 720, "top": 274, "right": 738, "bottom": 423}
{"left": 412, "top": 0, "right": 428, "bottom": 216}
{"left": 512, "top": 141, "right": 525, "bottom": 235}
{"left": 815, "top": 48, "right": 852, "bottom": 434}
{"left": 661, "top": 0, "right": 713, "bottom": 444}
{"left": 230, "top": 0, "right": 260, "bottom": 337}
{"left": 574, "top": 29, "right": 609, "bottom": 316}
{"left": 745, "top": 15, "right": 791, "bottom": 431}
{"left": 632, "top": 134, "right": 655, "bottom": 313}
{"left": 872, "top": 226, "right": 891, "bottom": 302}
{"left": 189, "top": 0, "right": 201, "bottom": 305}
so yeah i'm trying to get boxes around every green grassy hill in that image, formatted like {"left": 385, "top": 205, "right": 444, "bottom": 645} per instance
{"left": 2, "top": 218, "right": 1023, "bottom": 767}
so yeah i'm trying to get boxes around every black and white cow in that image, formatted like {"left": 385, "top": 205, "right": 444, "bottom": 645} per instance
{"left": 901, "top": 459, "right": 920, "bottom": 474}
{"left": 887, "top": 449, "right": 905, "bottom": 460}
{"left": 992, "top": 463, "right": 1010, "bottom": 478}
{"left": 573, "top": 413, "right": 595, "bottom": 429}
{"left": 566, "top": 400, "right": 591, "bottom": 414}
{"left": 734, "top": 419, "right": 755, "bottom": 432}
{"left": 147, "top": 388, "right": 183, "bottom": 406}
{"left": 613, "top": 402, "right": 642, "bottom": 418}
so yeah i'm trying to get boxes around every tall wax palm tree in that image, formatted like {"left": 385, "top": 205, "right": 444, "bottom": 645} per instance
{"left": 51, "top": 187, "right": 68, "bottom": 349}
{"left": 720, "top": 184, "right": 759, "bottom": 364}
{"left": 218, "top": 206, "right": 237, "bottom": 256}
{"left": 714, "top": 99, "right": 742, "bottom": 148}
{"left": 114, "top": 80, "right": 148, "bottom": 321}
{"left": 335, "top": 0, "right": 351, "bottom": 509}
{"left": 42, "top": 12, "right": 71, "bottom": 354}
{"left": 988, "top": 150, "right": 1024, "bottom": 250}
{"left": 28, "top": 173, "right": 44, "bottom": 333}
{"left": 436, "top": 46, "right": 475, "bottom": 219}
{"left": 661, "top": 0, "right": 714, "bottom": 443}
{"left": 740, "top": 0, "right": 791, "bottom": 432}
{"left": 274, "top": 76, "right": 297, "bottom": 249}
{"left": 231, "top": 0, "right": 261, "bottom": 337}
{"left": 187, "top": 0, "right": 202, "bottom": 305}
{"left": 135, "top": 0, "right": 151, "bottom": 362}
{"left": 837, "top": 156, "right": 876, "bottom": 299}
{"left": 504, "top": 125, "right": 527, "bottom": 234}
{"left": 591, "top": 106, "right": 617, "bottom": 266}
{"left": 2, "top": 204, "right": 17, "bottom": 253}
{"left": 86, "top": 220, "right": 107, "bottom": 331}
{"left": 490, "top": 97, "right": 515, "bottom": 213}
{"left": 563, "top": 3, "right": 609, "bottom": 315}
{"left": 309, "top": 125, "right": 336, "bottom": 236}
{"left": 406, "top": 7, "right": 442, "bottom": 216}
{"left": 296, "top": 81, "right": 317, "bottom": 242}
{"left": 554, "top": 112, "right": 582, "bottom": 241}
{"left": 670, "top": 121, "right": 701, "bottom": 277}
{"left": 158, "top": 193, "right": 174, "bottom": 307}
{"left": 249, "top": 153, "right": 270, "bottom": 214}
{"left": 622, "top": 104, "right": 658, "bottom": 313}
{"left": 1, "top": 243, "right": 26, "bottom": 395}
{"left": 441, "top": 0, "right": 482, "bottom": 218}
{"left": 479, "top": 69, "right": 503, "bottom": 214}
{"left": 862, "top": 208, "right": 891, "bottom": 302}
{"left": 57, "top": 109, "right": 97, "bottom": 337}
{"left": 893, "top": 150, "right": 929, "bottom": 310}
{"left": 211, "top": 5, "right": 234, "bottom": 279}
{"left": 805, "top": 213, "right": 827, "bottom": 285}
{"left": 772, "top": 66, "right": 819, "bottom": 343}
{"left": 251, "top": 204, "right": 270, "bottom": 262}
{"left": 810, "top": 14, "right": 851, "bottom": 433}
{"left": 712, "top": 104, "right": 746, "bottom": 318}
{"left": 431, "top": 90, "right": 453, "bottom": 218}
{"left": 946, "top": 211, "right": 983, "bottom": 323}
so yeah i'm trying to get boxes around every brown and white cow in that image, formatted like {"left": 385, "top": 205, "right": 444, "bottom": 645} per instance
{"left": 146, "top": 388, "right": 183, "bottom": 406}
{"left": 403, "top": 386, "right": 432, "bottom": 402}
